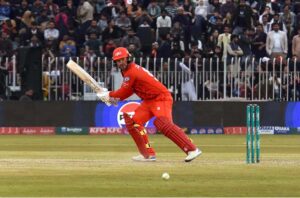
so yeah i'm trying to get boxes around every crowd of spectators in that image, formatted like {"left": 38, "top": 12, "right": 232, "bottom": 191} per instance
{"left": 1, "top": 0, "right": 300, "bottom": 100}
{"left": 0, "top": 0, "right": 300, "bottom": 62}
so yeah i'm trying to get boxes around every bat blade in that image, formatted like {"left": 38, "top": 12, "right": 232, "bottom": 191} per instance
{"left": 66, "top": 60, "right": 103, "bottom": 92}
{"left": 66, "top": 60, "right": 111, "bottom": 105}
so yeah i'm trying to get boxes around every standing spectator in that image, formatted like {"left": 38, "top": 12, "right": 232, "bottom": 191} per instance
{"left": 77, "top": 0, "right": 94, "bottom": 45}
{"left": 217, "top": 25, "right": 231, "bottom": 60}
{"left": 232, "top": 0, "right": 253, "bottom": 35}
{"left": 220, "top": 0, "right": 236, "bottom": 18}
{"left": 252, "top": 23, "right": 267, "bottom": 59}
{"left": 266, "top": 23, "right": 288, "bottom": 60}
{"left": 0, "top": 31, "right": 13, "bottom": 58}
{"left": 55, "top": 8, "right": 69, "bottom": 40}
{"left": 261, "top": 14, "right": 272, "bottom": 33}
{"left": 19, "top": 10, "right": 35, "bottom": 32}
{"left": 227, "top": 34, "right": 243, "bottom": 77}
{"left": 156, "top": 9, "right": 171, "bottom": 40}
{"left": 260, "top": 0, "right": 280, "bottom": 15}
{"left": 19, "top": 21, "right": 44, "bottom": 46}
{"left": 280, "top": 5, "right": 295, "bottom": 28}
{"left": 292, "top": 27, "right": 300, "bottom": 62}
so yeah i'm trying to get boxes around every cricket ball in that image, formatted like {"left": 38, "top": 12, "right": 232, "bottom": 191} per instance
{"left": 162, "top": 172, "right": 170, "bottom": 180}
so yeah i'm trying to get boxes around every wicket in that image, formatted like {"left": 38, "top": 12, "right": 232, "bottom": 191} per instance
{"left": 246, "top": 104, "right": 260, "bottom": 164}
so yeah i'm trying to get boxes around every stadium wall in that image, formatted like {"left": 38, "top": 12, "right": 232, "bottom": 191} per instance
{"left": 0, "top": 101, "right": 299, "bottom": 128}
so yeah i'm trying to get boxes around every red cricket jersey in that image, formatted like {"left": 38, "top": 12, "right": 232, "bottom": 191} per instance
{"left": 109, "top": 63, "right": 172, "bottom": 101}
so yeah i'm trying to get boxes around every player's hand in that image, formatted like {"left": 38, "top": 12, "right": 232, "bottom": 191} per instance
{"left": 96, "top": 91, "right": 111, "bottom": 106}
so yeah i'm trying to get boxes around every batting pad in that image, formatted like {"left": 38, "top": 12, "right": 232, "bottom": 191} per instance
{"left": 123, "top": 113, "right": 155, "bottom": 158}
{"left": 154, "top": 117, "right": 196, "bottom": 154}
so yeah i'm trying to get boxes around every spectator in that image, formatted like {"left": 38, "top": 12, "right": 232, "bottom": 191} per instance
{"left": 115, "top": 11, "right": 131, "bottom": 31}
{"left": 120, "top": 28, "right": 141, "bottom": 51}
{"left": 292, "top": 27, "right": 300, "bottom": 62}
{"left": 261, "top": 14, "right": 272, "bottom": 33}
{"left": 165, "top": 0, "right": 179, "bottom": 18}
{"left": 266, "top": 23, "right": 288, "bottom": 60}
{"left": 101, "top": 19, "right": 124, "bottom": 44}
{"left": 84, "top": 32, "right": 103, "bottom": 56}
{"left": 97, "top": 14, "right": 108, "bottom": 33}
{"left": 156, "top": 9, "right": 171, "bottom": 40}
{"left": 31, "top": 0, "right": 45, "bottom": 16}
{"left": 19, "top": 10, "right": 35, "bottom": 32}
{"left": 20, "top": 21, "right": 44, "bottom": 46}
{"left": 0, "top": 31, "right": 13, "bottom": 58}
{"left": 279, "top": 5, "right": 295, "bottom": 28}
{"left": 220, "top": 0, "right": 236, "bottom": 18}
{"left": 147, "top": 0, "right": 161, "bottom": 22}
{"left": 252, "top": 23, "right": 267, "bottom": 59}
{"left": 44, "top": 0, "right": 59, "bottom": 18}
{"left": 232, "top": 0, "right": 253, "bottom": 35}
{"left": 227, "top": 34, "right": 243, "bottom": 77}
{"left": 59, "top": 34, "right": 76, "bottom": 59}
{"left": 55, "top": 8, "right": 69, "bottom": 40}
{"left": 44, "top": 21, "right": 59, "bottom": 41}
{"left": 217, "top": 25, "right": 231, "bottom": 59}
{"left": 0, "top": 0, "right": 11, "bottom": 21}
{"left": 128, "top": 43, "right": 142, "bottom": 58}
{"left": 86, "top": 19, "right": 102, "bottom": 38}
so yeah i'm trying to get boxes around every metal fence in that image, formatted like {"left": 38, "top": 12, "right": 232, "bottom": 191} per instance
{"left": 1, "top": 56, "right": 300, "bottom": 101}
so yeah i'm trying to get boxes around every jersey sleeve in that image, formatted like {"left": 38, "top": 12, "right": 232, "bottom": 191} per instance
{"left": 109, "top": 72, "right": 135, "bottom": 101}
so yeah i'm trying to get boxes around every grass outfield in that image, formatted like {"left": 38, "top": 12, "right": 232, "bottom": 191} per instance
{"left": 0, "top": 135, "right": 299, "bottom": 197}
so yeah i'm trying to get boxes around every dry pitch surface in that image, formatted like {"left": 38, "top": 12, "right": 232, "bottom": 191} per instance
{"left": 0, "top": 135, "right": 299, "bottom": 197}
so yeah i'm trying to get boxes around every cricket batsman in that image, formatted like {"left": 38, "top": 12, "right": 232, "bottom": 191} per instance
{"left": 97, "top": 47, "right": 201, "bottom": 162}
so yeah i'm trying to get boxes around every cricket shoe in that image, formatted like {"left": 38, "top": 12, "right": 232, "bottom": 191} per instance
{"left": 185, "top": 148, "right": 202, "bottom": 162}
{"left": 132, "top": 155, "right": 156, "bottom": 162}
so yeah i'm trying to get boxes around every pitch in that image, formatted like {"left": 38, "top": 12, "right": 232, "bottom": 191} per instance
{"left": 0, "top": 135, "right": 299, "bottom": 197}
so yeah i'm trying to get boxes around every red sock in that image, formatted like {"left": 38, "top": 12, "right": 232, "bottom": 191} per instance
{"left": 154, "top": 116, "right": 196, "bottom": 154}
{"left": 124, "top": 113, "right": 156, "bottom": 158}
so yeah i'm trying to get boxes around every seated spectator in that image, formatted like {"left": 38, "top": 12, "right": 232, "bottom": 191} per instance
{"left": 20, "top": 21, "right": 44, "bottom": 46}
{"left": 44, "top": 21, "right": 59, "bottom": 42}
{"left": 0, "top": 31, "right": 13, "bottom": 58}
{"left": 84, "top": 32, "right": 103, "bottom": 56}
{"left": 120, "top": 28, "right": 141, "bottom": 51}
{"left": 44, "top": 0, "right": 59, "bottom": 18}
{"left": 135, "top": 9, "right": 153, "bottom": 28}
{"left": 1, "top": 19, "right": 18, "bottom": 41}
{"left": 31, "top": 0, "right": 45, "bottom": 16}
{"left": 97, "top": 14, "right": 108, "bottom": 34}
{"left": 147, "top": 0, "right": 161, "bottom": 22}
{"left": 19, "top": 10, "right": 35, "bottom": 33}
{"left": 0, "top": 0, "right": 10, "bottom": 21}
{"left": 128, "top": 43, "right": 142, "bottom": 58}
{"left": 36, "top": 9, "right": 50, "bottom": 31}
{"left": 115, "top": 11, "right": 131, "bottom": 31}
{"left": 103, "top": 39, "right": 116, "bottom": 58}
{"left": 86, "top": 19, "right": 102, "bottom": 39}
{"left": 102, "top": 20, "right": 124, "bottom": 44}
{"left": 59, "top": 34, "right": 76, "bottom": 59}
{"left": 156, "top": 9, "right": 171, "bottom": 40}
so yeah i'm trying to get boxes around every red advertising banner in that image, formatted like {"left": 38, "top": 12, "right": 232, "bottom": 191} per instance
{"left": 0, "top": 127, "right": 20, "bottom": 135}
{"left": 90, "top": 127, "right": 157, "bottom": 135}
{"left": 224, "top": 127, "right": 247, "bottom": 135}
{"left": 20, "top": 127, "right": 55, "bottom": 135}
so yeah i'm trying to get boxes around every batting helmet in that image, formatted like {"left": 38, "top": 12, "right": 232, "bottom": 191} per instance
{"left": 112, "top": 47, "right": 131, "bottom": 61}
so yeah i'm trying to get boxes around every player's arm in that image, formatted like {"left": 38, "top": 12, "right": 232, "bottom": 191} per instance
{"left": 109, "top": 74, "right": 135, "bottom": 100}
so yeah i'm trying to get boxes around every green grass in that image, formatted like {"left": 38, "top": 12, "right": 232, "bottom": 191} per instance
{"left": 0, "top": 135, "right": 299, "bottom": 197}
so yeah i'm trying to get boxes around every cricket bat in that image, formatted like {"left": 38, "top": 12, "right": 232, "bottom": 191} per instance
{"left": 66, "top": 60, "right": 111, "bottom": 106}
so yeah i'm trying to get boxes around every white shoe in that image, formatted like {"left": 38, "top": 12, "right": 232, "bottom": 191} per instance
{"left": 185, "top": 148, "right": 202, "bottom": 162}
{"left": 132, "top": 155, "right": 156, "bottom": 162}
